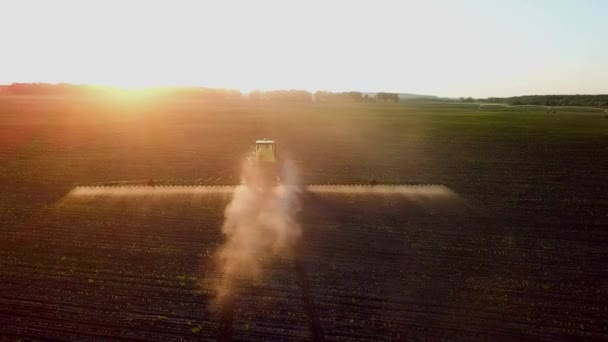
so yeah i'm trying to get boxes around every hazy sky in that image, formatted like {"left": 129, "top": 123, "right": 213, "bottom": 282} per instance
{"left": 0, "top": 0, "right": 606, "bottom": 97}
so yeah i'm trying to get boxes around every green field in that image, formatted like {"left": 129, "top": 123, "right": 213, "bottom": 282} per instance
{"left": 1, "top": 96, "right": 607, "bottom": 340}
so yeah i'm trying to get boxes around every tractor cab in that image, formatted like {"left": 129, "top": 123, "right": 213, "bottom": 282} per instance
{"left": 253, "top": 139, "right": 278, "bottom": 162}
{"left": 245, "top": 139, "right": 280, "bottom": 188}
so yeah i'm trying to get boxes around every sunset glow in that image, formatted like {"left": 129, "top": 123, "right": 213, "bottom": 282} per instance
{"left": 1, "top": 0, "right": 607, "bottom": 97}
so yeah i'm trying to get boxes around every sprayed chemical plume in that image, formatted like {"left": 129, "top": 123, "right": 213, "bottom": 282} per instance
{"left": 214, "top": 159, "right": 302, "bottom": 300}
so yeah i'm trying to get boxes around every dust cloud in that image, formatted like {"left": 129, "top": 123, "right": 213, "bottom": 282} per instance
{"left": 213, "top": 159, "right": 302, "bottom": 300}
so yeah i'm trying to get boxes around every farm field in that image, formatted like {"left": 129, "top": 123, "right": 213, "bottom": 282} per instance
{"left": 0, "top": 96, "right": 607, "bottom": 340}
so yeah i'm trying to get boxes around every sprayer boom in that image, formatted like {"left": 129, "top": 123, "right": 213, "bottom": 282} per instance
{"left": 68, "top": 140, "right": 460, "bottom": 201}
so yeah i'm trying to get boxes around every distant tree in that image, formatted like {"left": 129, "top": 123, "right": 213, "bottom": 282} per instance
{"left": 459, "top": 97, "right": 475, "bottom": 103}
{"left": 376, "top": 92, "right": 399, "bottom": 103}
{"left": 312, "top": 91, "right": 366, "bottom": 103}
{"left": 347, "top": 91, "right": 363, "bottom": 102}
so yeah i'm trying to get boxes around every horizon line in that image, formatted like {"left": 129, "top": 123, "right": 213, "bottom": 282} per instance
{"left": 0, "top": 82, "right": 607, "bottom": 99}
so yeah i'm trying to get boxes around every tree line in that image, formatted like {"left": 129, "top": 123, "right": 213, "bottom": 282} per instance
{"left": 472, "top": 95, "right": 608, "bottom": 108}
{"left": 250, "top": 90, "right": 399, "bottom": 103}
{"left": 0, "top": 83, "right": 401, "bottom": 103}
{"left": 0, "top": 83, "right": 242, "bottom": 100}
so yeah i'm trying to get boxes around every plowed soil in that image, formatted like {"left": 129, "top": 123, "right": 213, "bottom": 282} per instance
{"left": 1, "top": 97, "right": 606, "bottom": 340}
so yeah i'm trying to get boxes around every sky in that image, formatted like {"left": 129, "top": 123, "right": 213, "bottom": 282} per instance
{"left": 0, "top": 0, "right": 606, "bottom": 97}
